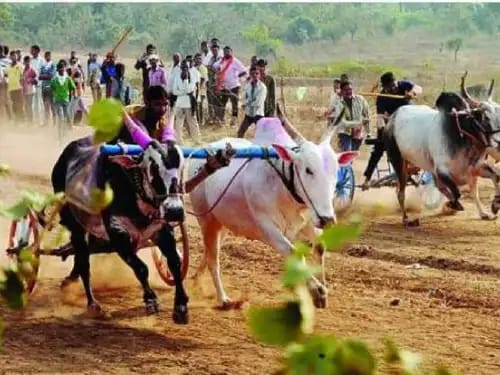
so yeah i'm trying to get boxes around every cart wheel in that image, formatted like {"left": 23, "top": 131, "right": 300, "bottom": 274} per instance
{"left": 7, "top": 212, "right": 41, "bottom": 295}
{"left": 151, "top": 221, "right": 189, "bottom": 286}
{"left": 335, "top": 164, "right": 356, "bottom": 212}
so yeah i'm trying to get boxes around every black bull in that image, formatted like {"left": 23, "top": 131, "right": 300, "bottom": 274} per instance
{"left": 51, "top": 136, "right": 189, "bottom": 324}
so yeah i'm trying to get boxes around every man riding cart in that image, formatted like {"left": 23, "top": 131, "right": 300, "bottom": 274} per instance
{"left": 361, "top": 72, "right": 423, "bottom": 190}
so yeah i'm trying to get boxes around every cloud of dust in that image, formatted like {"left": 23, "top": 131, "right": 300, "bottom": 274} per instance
{"left": 346, "top": 186, "right": 425, "bottom": 218}
{"left": 0, "top": 122, "right": 92, "bottom": 177}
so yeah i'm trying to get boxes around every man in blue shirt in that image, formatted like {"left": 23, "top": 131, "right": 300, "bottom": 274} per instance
{"left": 361, "top": 72, "right": 422, "bottom": 190}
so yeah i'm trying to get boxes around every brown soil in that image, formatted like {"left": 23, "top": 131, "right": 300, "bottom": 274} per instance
{"left": 0, "top": 121, "right": 499, "bottom": 375}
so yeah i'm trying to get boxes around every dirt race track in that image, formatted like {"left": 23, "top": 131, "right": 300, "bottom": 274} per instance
{"left": 0, "top": 124, "right": 499, "bottom": 375}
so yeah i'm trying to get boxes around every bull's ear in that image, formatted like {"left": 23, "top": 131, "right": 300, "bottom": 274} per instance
{"left": 337, "top": 151, "right": 358, "bottom": 166}
{"left": 272, "top": 143, "right": 296, "bottom": 162}
{"left": 109, "top": 155, "right": 138, "bottom": 169}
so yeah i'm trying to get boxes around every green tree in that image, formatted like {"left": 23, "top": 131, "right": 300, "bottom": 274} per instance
{"left": 285, "top": 17, "right": 317, "bottom": 45}
{"left": 242, "top": 24, "right": 282, "bottom": 58}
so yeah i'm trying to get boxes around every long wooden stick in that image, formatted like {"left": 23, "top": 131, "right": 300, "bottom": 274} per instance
{"left": 358, "top": 92, "right": 406, "bottom": 99}
{"left": 280, "top": 76, "right": 287, "bottom": 116}
{"left": 111, "top": 26, "right": 133, "bottom": 55}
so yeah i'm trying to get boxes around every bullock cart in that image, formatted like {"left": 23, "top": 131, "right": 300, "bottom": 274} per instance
{"left": 5, "top": 144, "right": 352, "bottom": 294}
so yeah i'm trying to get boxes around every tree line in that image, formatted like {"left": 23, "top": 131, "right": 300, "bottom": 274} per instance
{"left": 1, "top": 3, "right": 500, "bottom": 59}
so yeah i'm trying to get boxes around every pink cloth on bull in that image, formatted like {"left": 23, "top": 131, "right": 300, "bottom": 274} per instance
{"left": 161, "top": 119, "right": 176, "bottom": 142}
{"left": 253, "top": 117, "right": 296, "bottom": 148}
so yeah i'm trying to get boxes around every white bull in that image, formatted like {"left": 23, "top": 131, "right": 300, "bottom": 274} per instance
{"left": 187, "top": 108, "right": 356, "bottom": 309}
{"left": 384, "top": 89, "right": 500, "bottom": 227}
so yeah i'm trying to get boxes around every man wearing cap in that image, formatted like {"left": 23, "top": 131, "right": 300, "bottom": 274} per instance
{"left": 256, "top": 58, "right": 276, "bottom": 117}
{"left": 360, "top": 72, "right": 422, "bottom": 190}
{"left": 213, "top": 46, "right": 247, "bottom": 126}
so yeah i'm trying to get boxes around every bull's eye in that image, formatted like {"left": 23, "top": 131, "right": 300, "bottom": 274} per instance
{"left": 305, "top": 167, "right": 314, "bottom": 175}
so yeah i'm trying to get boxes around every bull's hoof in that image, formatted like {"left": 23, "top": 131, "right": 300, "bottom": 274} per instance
{"left": 172, "top": 304, "right": 189, "bottom": 324}
{"left": 480, "top": 212, "right": 497, "bottom": 220}
{"left": 145, "top": 299, "right": 160, "bottom": 315}
{"left": 87, "top": 303, "right": 111, "bottom": 320}
{"left": 313, "top": 297, "right": 327, "bottom": 309}
{"left": 491, "top": 198, "right": 500, "bottom": 215}
{"left": 404, "top": 218, "right": 420, "bottom": 228}
{"left": 218, "top": 300, "right": 245, "bottom": 310}
{"left": 446, "top": 200, "right": 464, "bottom": 211}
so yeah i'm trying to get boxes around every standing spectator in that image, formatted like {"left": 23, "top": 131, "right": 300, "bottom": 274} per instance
{"left": 69, "top": 50, "right": 84, "bottom": 80}
{"left": 194, "top": 53, "right": 208, "bottom": 126}
{"left": 101, "top": 52, "right": 116, "bottom": 98}
{"left": 166, "top": 52, "right": 182, "bottom": 99}
{"left": 256, "top": 59, "right": 276, "bottom": 117}
{"left": 330, "top": 80, "right": 370, "bottom": 152}
{"left": 15, "top": 50, "right": 22, "bottom": 62}
{"left": 30, "top": 45, "right": 43, "bottom": 124}
{"left": 87, "top": 53, "right": 102, "bottom": 103}
{"left": 134, "top": 44, "right": 157, "bottom": 98}
{"left": 173, "top": 60, "right": 200, "bottom": 145}
{"left": 213, "top": 46, "right": 247, "bottom": 126}
{"left": 200, "top": 41, "right": 210, "bottom": 66}
{"left": 148, "top": 54, "right": 168, "bottom": 90}
{"left": 51, "top": 62, "right": 76, "bottom": 130}
{"left": 206, "top": 43, "right": 222, "bottom": 124}
{"left": 39, "top": 51, "right": 56, "bottom": 126}
{"left": 68, "top": 58, "right": 86, "bottom": 124}
{"left": 185, "top": 55, "right": 200, "bottom": 95}
{"left": 0, "top": 45, "right": 12, "bottom": 121}
{"left": 248, "top": 55, "right": 258, "bottom": 72}
{"left": 110, "top": 63, "right": 131, "bottom": 105}
{"left": 237, "top": 66, "right": 267, "bottom": 138}
{"left": 21, "top": 56, "right": 38, "bottom": 124}
{"left": 4, "top": 51, "right": 24, "bottom": 121}
{"left": 323, "top": 78, "right": 341, "bottom": 120}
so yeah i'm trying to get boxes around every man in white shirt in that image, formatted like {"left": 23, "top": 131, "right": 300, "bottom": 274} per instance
{"left": 0, "top": 45, "right": 12, "bottom": 121}
{"left": 173, "top": 60, "right": 200, "bottom": 144}
{"left": 237, "top": 66, "right": 267, "bottom": 138}
{"left": 30, "top": 45, "right": 44, "bottom": 124}
{"left": 212, "top": 46, "right": 247, "bottom": 126}
{"left": 166, "top": 52, "right": 182, "bottom": 99}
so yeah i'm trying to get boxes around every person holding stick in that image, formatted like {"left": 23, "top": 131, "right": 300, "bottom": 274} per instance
{"left": 360, "top": 72, "right": 422, "bottom": 190}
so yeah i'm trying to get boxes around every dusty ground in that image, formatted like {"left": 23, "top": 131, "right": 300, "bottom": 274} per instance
{"left": 0, "top": 118, "right": 499, "bottom": 375}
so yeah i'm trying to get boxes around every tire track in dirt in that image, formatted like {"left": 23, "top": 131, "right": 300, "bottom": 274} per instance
{"left": 345, "top": 245, "right": 500, "bottom": 276}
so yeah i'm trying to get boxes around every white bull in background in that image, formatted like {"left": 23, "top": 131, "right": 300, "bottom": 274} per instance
{"left": 188, "top": 106, "right": 356, "bottom": 309}
{"left": 384, "top": 74, "right": 500, "bottom": 227}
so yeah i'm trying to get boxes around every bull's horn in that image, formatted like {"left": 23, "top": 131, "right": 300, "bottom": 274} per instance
{"left": 460, "top": 71, "right": 480, "bottom": 108}
{"left": 123, "top": 111, "right": 153, "bottom": 149}
{"left": 488, "top": 79, "right": 495, "bottom": 102}
{"left": 276, "top": 101, "right": 306, "bottom": 144}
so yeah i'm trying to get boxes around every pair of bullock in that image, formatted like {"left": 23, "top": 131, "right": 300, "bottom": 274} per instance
{"left": 53, "top": 103, "right": 356, "bottom": 323}
{"left": 385, "top": 72, "right": 500, "bottom": 226}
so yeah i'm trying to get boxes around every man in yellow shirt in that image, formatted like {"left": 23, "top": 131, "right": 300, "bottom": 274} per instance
{"left": 4, "top": 51, "right": 24, "bottom": 121}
